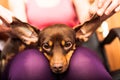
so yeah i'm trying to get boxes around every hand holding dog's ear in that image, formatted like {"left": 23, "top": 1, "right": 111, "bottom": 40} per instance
{"left": 89, "top": 0, "right": 120, "bottom": 21}
{"left": 9, "top": 17, "right": 40, "bottom": 45}
{"left": 74, "top": 12, "right": 115, "bottom": 42}
{"left": 74, "top": 0, "right": 120, "bottom": 42}
{"left": 96, "top": 0, "right": 120, "bottom": 16}
{"left": 74, "top": 14, "right": 101, "bottom": 42}
{"left": 0, "top": 5, "right": 39, "bottom": 45}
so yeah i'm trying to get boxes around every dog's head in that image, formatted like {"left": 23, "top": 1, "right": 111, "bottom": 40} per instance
{"left": 1, "top": 14, "right": 101, "bottom": 73}
{"left": 39, "top": 24, "right": 76, "bottom": 73}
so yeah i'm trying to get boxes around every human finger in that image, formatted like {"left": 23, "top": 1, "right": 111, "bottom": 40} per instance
{"left": 89, "top": 0, "right": 99, "bottom": 14}
{"left": 105, "top": 0, "right": 120, "bottom": 15}
{"left": 98, "top": 0, "right": 105, "bottom": 8}
{"left": 0, "top": 19, "right": 2, "bottom": 25}
{"left": 0, "top": 5, "right": 13, "bottom": 24}
{"left": 97, "top": 0, "right": 112, "bottom": 16}
{"left": 115, "top": 5, "right": 120, "bottom": 12}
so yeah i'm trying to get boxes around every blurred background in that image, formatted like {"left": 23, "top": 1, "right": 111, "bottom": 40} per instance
{"left": 0, "top": 0, "right": 120, "bottom": 79}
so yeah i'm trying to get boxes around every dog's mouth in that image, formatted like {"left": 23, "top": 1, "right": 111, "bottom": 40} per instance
{"left": 49, "top": 51, "right": 74, "bottom": 74}
{"left": 50, "top": 62, "right": 69, "bottom": 74}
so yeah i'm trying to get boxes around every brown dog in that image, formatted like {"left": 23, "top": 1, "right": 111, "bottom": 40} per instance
{"left": 0, "top": 14, "right": 102, "bottom": 73}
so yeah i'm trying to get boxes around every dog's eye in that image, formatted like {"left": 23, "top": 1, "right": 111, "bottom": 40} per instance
{"left": 42, "top": 43, "right": 51, "bottom": 51}
{"left": 64, "top": 41, "right": 72, "bottom": 50}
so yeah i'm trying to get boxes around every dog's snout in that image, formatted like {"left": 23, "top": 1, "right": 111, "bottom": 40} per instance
{"left": 53, "top": 63, "right": 63, "bottom": 72}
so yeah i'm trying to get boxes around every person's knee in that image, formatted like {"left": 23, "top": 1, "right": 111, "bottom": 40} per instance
{"left": 62, "top": 47, "right": 112, "bottom": 80}
{"left": 7, "top": 49, "right": 53, "bottom": 80}
{"left": 70, "top": 47, "right": 102, "bottom": 68}
{"left": 10, "top": 49, "right": 49, "bottom": 70}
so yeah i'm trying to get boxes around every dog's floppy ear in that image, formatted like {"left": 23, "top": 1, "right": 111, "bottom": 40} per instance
{"left": 73, "top": 14, "right": 102, "bottom": 42}
{"left": 0, "top": 16, "right": 40, "bottom": 45}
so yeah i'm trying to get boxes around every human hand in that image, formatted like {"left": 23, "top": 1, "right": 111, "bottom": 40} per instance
{"left": 0, "top": 5, "right": 13, "bottom": 32}
{"left": 97, "top": 0, "right": 120, "bottom": 16}
{"left": 90, "top": 0, "right": 120, "bottom": 15}
{"left": 89, "top": 0, "right": 120, "bottom": 21}
{"left": 76, "top": 0, "right": 120, "bottom": 42}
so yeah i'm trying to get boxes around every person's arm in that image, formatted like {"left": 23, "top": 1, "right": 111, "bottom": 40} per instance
{"left": 72, "top": 0, "right": 92, "bottom": 25}
{"left": 8, "top": 0, "right": 27, "bottom": 22}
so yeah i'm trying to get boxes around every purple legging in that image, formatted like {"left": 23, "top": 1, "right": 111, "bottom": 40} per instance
{"left": 2, "top": 47, "right": 112, "bottom": 80}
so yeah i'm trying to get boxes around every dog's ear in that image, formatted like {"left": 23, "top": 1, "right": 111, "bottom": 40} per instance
{"left": 73, "top": 14, "right": 102, "bottom": 42}
{"left": 0, "top": 16, "right": 40, "bottom": 45}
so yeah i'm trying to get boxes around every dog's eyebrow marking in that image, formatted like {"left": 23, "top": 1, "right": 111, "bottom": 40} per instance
{"left": 39, "top": 47, "right": 42, "bottom": 52}
{"left": 44, "top": 52, "right": 51, "bottom": 60}
{"left": 61, "top": 40, "right": 65, "bottom": 46}
{"left": 49, "top": 41, "right": 53, "bottom": 47}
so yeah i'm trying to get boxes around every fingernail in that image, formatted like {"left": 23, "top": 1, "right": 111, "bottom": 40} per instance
{"left": 105, "top": 11, "right": 109, "bottom": 15}
{"left": 97, "top": 10, "right": 103, "bottom": 16}
{"left": 115, "top": 7, "right": 120, "bottom": 12}
{"left": 8, "top": 17, "right": 13, "bottom": 23}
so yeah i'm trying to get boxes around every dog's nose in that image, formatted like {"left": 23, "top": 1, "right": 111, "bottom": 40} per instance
{"left": 53, "top": 63, "right": 63, "bottom": 72}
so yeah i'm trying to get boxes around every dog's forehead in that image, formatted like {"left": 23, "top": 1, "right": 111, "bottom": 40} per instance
{"left": 40, "top": 24, "right": 75, "bottom": 41}
{"left": 42, "top": 24, "right": 74, "bottom": 33}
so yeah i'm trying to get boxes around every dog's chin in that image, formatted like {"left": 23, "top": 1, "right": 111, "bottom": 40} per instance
{"left": 51, "top": 65, "right": 68, "bottom": 74}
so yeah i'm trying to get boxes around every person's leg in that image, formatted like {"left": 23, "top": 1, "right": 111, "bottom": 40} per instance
{"left": 62, "top": 47, "right": 112, "bottom": 80}
{"left": 2, "top": 49, "right": 55, "bottom": 80}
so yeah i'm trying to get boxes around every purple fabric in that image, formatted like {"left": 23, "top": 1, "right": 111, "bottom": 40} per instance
{"left": 2, "top": 47, "right": 112, "bottom": 80}
{"left": 61, "top": 47, "right": 112, "bottom": 80}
